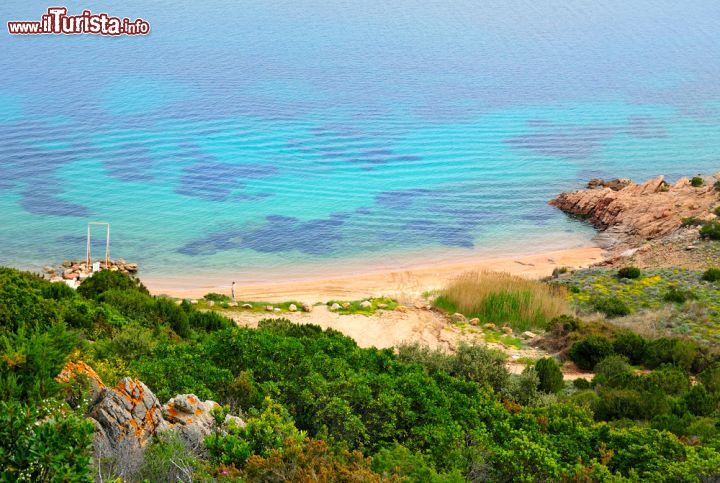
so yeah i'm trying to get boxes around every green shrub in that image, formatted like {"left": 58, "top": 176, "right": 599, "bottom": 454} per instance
{"left": 0, "top": 400, "right": 94, "bottom": 481}
{"left": 699, "top": 366, "right": 720, "bottom": 395}
{"left": 715, "top": 180, "right": 720, "bottom": 191}
{"left": 535, "top": 358, "right": 564, "bottom": 394}
{"left": 617, "top": 266, "right": 641, "bottom": 279}
{"left": 683, "top": 384, "right": 716, "bottom": 417}
{"left": 501, "top": 366, "right": 540, "bottom": 405}
{"left": 77, "top": 270, "right": 148, "bottom": 299}
{"left": 648, "top": 365, "right": 691, "bottom": 397}
{"left": 663, "top": 286, "right": 697, "bottom": 304}
{"left": 691, "top": 176, "right": 704, "bottom": 187}
{"left": 573, "top": 378, "right": 591, "bottom": 390}
{"left": 204, "top": 292, "right": 231, "bottom": 302}
{"left": 206, "top": 399, "right": 305, "bottom": 467}
{"left": 643, "top": 338, "right": 698, "bottom": 371}
{"left": 613, "top": 330, "right": 646, "bottom": 364}
{"left": 569, "top": 336, "right": 615, "bottom": 371}
{"left": 681, "top": 216, "right": 702, "bottom": 227}
{"left": 714, "top": 206, "right": 720, "bottom": 217}
{"left": 592, "top": 296, "right": 631, "bottom": 317}
{"left": 593, "top": 355, "right": 634, "bottom": 388}
{"left": 397, "top": 342, "right": 509, "bottom": 393}
{"left": 702, "top": 268, "right": 720, "bottom": 282}
{"left": 700, "top": 221, "right": 720, "bottom": 240}
{"left": 140, "top": 431, "right": 202, "bottom": 481}
{"left": 41, "top": 281, "right": 76, "bottom": 301}
{"left": 550, "top": 314, "right": 581, "bottom": 333}
{"left": 371, "top": 444, "right": 465, "bottom": 482}
{"left": 0, "top": 323, "right": 78, "bottom": 402}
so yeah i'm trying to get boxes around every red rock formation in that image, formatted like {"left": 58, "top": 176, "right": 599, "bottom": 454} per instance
{"left": 550, "top": 174, "right": 720, "bottom": 249}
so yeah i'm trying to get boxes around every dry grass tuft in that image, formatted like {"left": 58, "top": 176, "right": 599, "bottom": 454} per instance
{"left": 435, "top": 271, "right": 570, "bottom": 331}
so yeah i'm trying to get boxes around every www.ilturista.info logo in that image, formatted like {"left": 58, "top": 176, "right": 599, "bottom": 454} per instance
{"left": 7, "top": 7, "right": 150, "bottom": 36}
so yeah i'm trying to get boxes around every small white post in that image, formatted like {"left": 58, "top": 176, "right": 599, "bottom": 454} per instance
{"left": 87, "top": 222, "right": 111, "bottom": 270}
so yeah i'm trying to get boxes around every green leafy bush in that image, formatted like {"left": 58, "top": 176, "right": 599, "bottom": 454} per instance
{"left": 702, "top": 268, "right": 720, "bottom": 282}
{"left": 0, "top": 400, "right": 94, "bottom": 482}
{"left": 569, "top": 336, "right": 615, "bottom": 370}
{"left": 592, "top": 296, "right": 631, "bottom": 317}
{"left": 77, "top": 270, "right": 148, "bottom": 299}
{"left": 618, "top": 266, "right": 641, "bottom": 279}
{"left": 691, "top": 176, "right": 704, "bottom": 187}
{"left": 700, "top": 221, "right": 720, "bottom": 240}
{"left": 535, "top": 358, "right": 564, "bottom": 393}
{"left": 573, "top": 378, "right": 592, "bottom": 390}
{"left": 663, "top": 286, "right": 697, "bottom": 304}
{"left": 683, "top": 384, "right": 716, "bottom": 417}
{"left": 699, "top": 366, "right": 720, "bottom": 395}
{"left": 648, "top": 365, "right": 691, "bottom": 397}
{"left": 593, "top": 355, "right": 634, "bottom": 388}
{"left": 642, "top": 338, "right": 698, "bottom": 371}
{"left": 204, "top": 292, "right": 231, "bottom": 302}
{"left": 613, "top": 330, "right": 646, "bottom": 364}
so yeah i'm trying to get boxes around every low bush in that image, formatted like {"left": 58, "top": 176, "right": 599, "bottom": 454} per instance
{"left": 700, "top": 221, "right": 720, "bottom": 240}
{"left": 647, "top": 365, "right": 691, "bottom": 397}
{"left": 593, "top": 355, "right": 634, "bottom": 388}
{"left": 618, "top": 266, "right": 641, "bottom": 279}
{"left": 77, "top": 270, "right": 148, "bottom": 299}
{"left": 569, "top": 336, "right": 615, "bottom": 370}
{"left": 535, "top": 358, "right": 564, "bottom": 394}
{"left": 663, "top": 286, "right": 697, "bottom": 304}
{"left": 204, "top": 292, "right": 231, "bottom": 302}
{"left": 613, "top": 330, "right": 646, "bottom": 364}
{"left": 592, "top": 296, "right": 631, "bottom": 317}
{"left": 691, "top": 176, "right": 704, "bottom": 187}
{"left": 702, "top": 268, "right": 720, "bottom": 282}
{"left": 643, "top": 338, "right": 698, "bottom": 371}
{"left": 0, "top": 400, "right": 94, "bottom": 481}
{"left": 699, "top": 366, "right": 720, "bottom": 395}
{"left": 681, "top": 216, "right": 703, "bottom": 227}
{"left": 683, "top": 384, "right": 716, "bottom": 417}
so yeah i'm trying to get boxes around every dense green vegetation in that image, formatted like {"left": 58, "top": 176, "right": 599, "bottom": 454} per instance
{"left": 2, "top": 267, "right": 720, "bottom": 481}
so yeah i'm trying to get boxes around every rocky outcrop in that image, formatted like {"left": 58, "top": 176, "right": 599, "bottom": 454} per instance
{"left": 550, "top": 174, "right": 720, "bottom": 249}
{"left": 56, "top": 362, "right": 244, "bottom": 457}
{"left": 89, "top": 378, "right": 168, "bottom": 451}
{"left": 46, "top": 259, "right": 139, "bottom": 286}
{"left": 163, "top": 394, "right": 244, "bottom": 450}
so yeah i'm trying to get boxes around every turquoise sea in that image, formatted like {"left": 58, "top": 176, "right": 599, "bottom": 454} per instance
{"left": 1, "top": 1, "right": 719, "bottom": 282}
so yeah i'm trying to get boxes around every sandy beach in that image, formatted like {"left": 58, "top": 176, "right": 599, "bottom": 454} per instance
{"left": 144, "top": 245, "right": 604, "bottom": 303}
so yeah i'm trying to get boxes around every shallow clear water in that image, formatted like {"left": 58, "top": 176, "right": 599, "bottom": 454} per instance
{"left": 1, "top": 1, "right": 719, "bottom": 281}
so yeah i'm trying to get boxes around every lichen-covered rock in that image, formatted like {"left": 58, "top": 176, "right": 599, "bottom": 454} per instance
{"left": 163, "top": 394, "right": 242, "bottom": 450}
{"left": 55, "top": 362, "right": 244, "bottom": 458}
{"left": 88, "top": 378, "right": 167, "bottom": 451}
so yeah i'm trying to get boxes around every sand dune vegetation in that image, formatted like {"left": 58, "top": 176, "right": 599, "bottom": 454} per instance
{"left": 434, "top": 271, "right": 570, "bottom": 331}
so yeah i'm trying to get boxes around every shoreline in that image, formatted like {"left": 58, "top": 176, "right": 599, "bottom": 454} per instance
{"left": 143, "top": 245, "right": 605, "bottom": 303}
